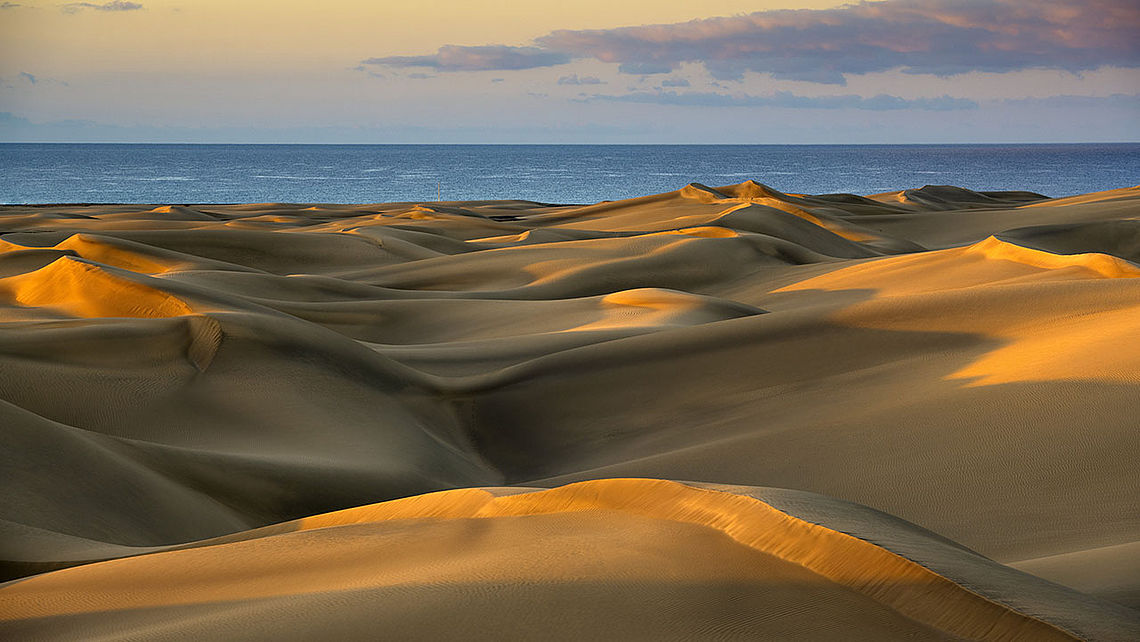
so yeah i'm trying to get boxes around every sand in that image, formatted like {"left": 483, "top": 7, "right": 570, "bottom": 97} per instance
{"left": 1, "top": 182, "right": 1138, "bottom": 640}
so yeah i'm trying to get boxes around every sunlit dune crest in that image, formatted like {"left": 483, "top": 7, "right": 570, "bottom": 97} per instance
{"left": 53, "top": 234, "right": 176, "bottom": 274}
{"left": 967, "top": 236, "right": 1140, "bottom": 279}
{"left": 0, "top": 256, "right": 193, "bottom": 319}
{"left": 571, "top": 287, "right": 761, "bottom": 331}
{"left": 0, "top": 480, "right": 1101, "bottom": 640}
{"left": 775, "top": 233, "right": 1140, "bottom": 386}
{"left": 1, "top": 182, "right": 1139, "bottom": 640}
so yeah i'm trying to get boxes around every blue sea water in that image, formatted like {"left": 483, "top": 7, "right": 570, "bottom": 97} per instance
{"left": 1, "top": 143, "right": 1137, "bottom": 205}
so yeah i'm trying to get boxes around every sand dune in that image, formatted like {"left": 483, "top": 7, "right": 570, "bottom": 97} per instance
{"left": 1, "top": 181, "right": 1138, "bottom": 639}
{"left": 9, "top": 479, "right": 1136, "bottom": 641}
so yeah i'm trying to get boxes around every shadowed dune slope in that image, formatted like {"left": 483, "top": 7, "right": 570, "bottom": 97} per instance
{"left": 2, "top": 182, "right": 1139, "bottom": 638}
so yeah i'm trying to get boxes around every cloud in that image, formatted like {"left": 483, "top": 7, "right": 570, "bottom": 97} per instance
{"left": 540, "top": 0, "right": 1140, "bottom": 83}
{"left": 363, "top": 45, "right": 570, "bottom": 72}
{"left": 4, "top": 72, "right": 69, "bottom": 87}
{"left": 616, "top": 62, "right": 672, "bottom": 75}
{"left": 590, "top": 90, "right": 978, "bottom": 111}
{"left": 351, "top": 64, "right": 385, "bottom": 79}
{"left": 61, "top": 1, "right": 142, "bottom": 12}
{"left": 366, "top": 0, "right": 1140, "bottom": 84}
{"left": 557, "top": 74, "right": 604, "bottom": 86}
{"left": 1002, "top": 93, "right": 1140, "bottom": 108}
{"left": 660, "top": 78, "right": 690, "bottom": 88}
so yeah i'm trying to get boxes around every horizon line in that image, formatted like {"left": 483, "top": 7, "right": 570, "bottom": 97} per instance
{"left": 3, "top": 141, "right": 1139, "bottom": 146}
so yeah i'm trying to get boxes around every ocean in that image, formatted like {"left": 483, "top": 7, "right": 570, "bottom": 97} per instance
{"left": 2, "top": 143, "right": 1137, "bottom": 205}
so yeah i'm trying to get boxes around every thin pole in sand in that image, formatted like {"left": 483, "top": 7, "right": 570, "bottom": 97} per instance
{"left": 437, "top": 181, "right": 441, "bottom": 201}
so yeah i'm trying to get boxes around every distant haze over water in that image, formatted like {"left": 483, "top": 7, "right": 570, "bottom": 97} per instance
{"left": 2, "top": 143, "right": 1137, "bottom": 205}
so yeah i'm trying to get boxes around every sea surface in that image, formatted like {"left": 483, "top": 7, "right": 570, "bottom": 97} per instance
{"left": 2, "top": 143, "right": 1137, "bottom": 204}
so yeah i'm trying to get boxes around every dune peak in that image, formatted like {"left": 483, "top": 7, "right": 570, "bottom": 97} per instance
{"left": 723, "top": 180, "right": 790, "bottom": 201}
{"left": 967, "top": 236, "right": 1140, "bottom": 279}
{"left": 678, "top": 182, "right": 730, "bottom": 202}
{"left": 0, "top": 256, "right": 194, "bottom": 319}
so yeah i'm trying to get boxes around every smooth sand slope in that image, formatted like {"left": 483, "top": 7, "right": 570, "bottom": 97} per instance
{"left": 1, "top": 182, "right": 1139, "bottom": 639}
{"left": 5, "top": 479, "right": 1132, "bottom": 641}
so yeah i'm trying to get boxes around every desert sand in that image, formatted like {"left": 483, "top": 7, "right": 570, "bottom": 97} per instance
{"left": 1, "top": 181, "right": 1138, "bottom": 640}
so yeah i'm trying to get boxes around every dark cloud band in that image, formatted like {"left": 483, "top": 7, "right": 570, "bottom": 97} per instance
{"left": 62, "top": 1, "right": 143, "bottom": 12}
{"left": 364, "top": 45, "right": 570, "bottom": 72}
{"left": 363, "top": 0, "right": 1139, "bottom": 84}
{"left": 558, "top": 74, "right": 605, "bottom": 86}
{"left": 589, "top": 90, "right": 978, "bottom": 111}
{"left": 540, "top": 0, "right": 1139, "bottom": 83}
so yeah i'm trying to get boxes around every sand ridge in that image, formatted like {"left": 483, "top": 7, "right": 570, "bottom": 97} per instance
{"left": 4, "top": 479, "right": 1122, "bottom": 641}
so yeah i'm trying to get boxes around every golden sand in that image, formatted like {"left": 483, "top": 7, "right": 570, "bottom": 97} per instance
{"left": 1, "top": 182, "right": 1138, "bottom": 640}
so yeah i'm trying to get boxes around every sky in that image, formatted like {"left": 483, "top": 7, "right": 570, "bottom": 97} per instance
{"left": 0, "top": 0, "right": 1138, "bottom": 143}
